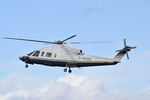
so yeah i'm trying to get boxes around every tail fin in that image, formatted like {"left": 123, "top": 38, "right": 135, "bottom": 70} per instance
{"left": 113, "top": 51, "right": 127, "bottom": 61}
{"left": 113, "top": 39, "right": 136, "bottom": 62}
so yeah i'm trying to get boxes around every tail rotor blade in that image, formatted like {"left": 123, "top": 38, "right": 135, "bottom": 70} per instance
{"left": 130, "top": 46, "right": 137, "bottom": 49}
{"left": 124, "top": 39, "right": 127, "bottom": 46}
{"left": 126, "top": 52, "right": 129, "bottom": 60}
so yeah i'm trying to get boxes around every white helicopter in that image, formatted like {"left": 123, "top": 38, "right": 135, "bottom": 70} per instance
{"left": 4, "top": 35, "right": 136, "bottom": 73}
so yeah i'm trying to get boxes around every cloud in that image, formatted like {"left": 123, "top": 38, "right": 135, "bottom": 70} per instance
{"left": 0, "top": 74, "right": 150, "bottom": 100}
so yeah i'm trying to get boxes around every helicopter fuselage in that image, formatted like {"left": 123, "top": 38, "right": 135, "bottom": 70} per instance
{"left": 20, "top": 45, "right": 118, "bottom": 68}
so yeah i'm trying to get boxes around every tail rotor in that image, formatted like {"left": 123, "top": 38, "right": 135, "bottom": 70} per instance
{"left": 116, "top": 39, "right": 136, "bottom": 60}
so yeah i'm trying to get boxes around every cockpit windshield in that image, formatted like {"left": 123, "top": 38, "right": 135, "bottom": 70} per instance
{"left": 32, "top": 51, "right": 40, "bottom": 57}
{"left": 27, "top": 51, "right": 35, "bottom": 56}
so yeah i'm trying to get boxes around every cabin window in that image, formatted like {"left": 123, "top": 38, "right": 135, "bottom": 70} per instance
{"left": 32, "top": 51, "right": 40, "bottom": 57}
{"left": 41, "top": 52, "right": 45, "bottom": 57}
{"left": 54, "top": 54, "right": 57, "bottom": 58}
{"left": 46, "top": 52, "right": 52, "bottom": 57}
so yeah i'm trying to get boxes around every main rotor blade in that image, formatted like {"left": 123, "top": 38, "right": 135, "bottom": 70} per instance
{"left": 66, "top": 42, "right": 112, "bottom": 44}
{"left": 4, "top": 37, "right": 54, "bottom": 44}
{"left": 61, "top": 35, "right": 77, "bottom": 43}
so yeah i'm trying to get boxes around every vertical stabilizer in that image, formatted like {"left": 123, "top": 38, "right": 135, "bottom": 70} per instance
{"left": 113, "top": 51, "right": 127, "bottom": 61}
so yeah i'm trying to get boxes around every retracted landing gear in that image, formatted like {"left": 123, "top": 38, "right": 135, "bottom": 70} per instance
{"left": 25, "top": 64, "right": 28, "bottom": 68}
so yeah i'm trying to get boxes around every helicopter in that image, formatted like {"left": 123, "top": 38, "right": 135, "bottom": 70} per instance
{"left": 4, "top": 35, "right": 136, "bottom": 73}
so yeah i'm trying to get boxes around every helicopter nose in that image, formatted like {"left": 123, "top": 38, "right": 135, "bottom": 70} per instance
{"left": 19, "top": 56, "right": 24, "bottom": 61}
{"left": 19, "top": 56, "right": 29, "bottom": 62}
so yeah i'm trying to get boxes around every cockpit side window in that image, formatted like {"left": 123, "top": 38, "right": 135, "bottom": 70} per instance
{"left": 33, "top": 51, "right": 40, "bottom": 57}
{"left": 46, "top": 52, "right": 52, "bottom": 57}
{"left": 41, "top": 52, "right": 45, "bottom": 57}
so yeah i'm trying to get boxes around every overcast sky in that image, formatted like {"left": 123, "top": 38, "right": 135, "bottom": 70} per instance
{"left": 0, "top": 0, "right": 150, "bottom": 100}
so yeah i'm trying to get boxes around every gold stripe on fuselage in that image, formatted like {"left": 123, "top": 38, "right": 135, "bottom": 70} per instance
{"left": 29, "top": 56, "right": 114, "bottom": 64}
